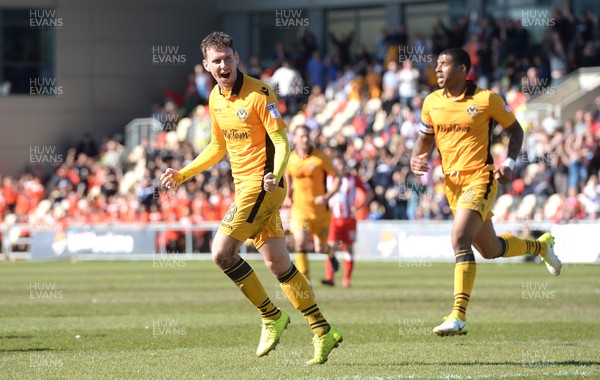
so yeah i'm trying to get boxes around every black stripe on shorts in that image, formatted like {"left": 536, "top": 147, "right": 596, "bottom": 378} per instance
{"left": 484, "top": 170, "right": 494, "bottom": 200}
{"left": 246, "top": 190, "right": 267, "bottom": 223}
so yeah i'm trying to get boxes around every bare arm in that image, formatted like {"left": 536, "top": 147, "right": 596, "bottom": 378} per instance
{"left": 315, "top": 174, "right": 341, "bottom": 205}
{"left": 504, "top": 120, "right": 524, "bottom": 160}
{"left": 283, "top": 172, "right": 293, "bottom": 207}
{"left": 410, "top": 133, "right": 435, "bottom": 176}
{"left": 494, "top": 120, "right": 524, "bottom": 184}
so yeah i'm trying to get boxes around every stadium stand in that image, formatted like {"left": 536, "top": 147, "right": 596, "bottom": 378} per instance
{"left": 1, "top": 7, "right": 600, "bottom": 256}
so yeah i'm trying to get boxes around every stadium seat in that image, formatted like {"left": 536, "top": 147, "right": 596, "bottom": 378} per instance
{"left": 543, "top": 193, "right": 564, "bottom": 220}
{"left": 516, "top": 193, "right": 537, "bottom": 220}
{"left": 492, "top": 193, "right": 514, "bottom": 220}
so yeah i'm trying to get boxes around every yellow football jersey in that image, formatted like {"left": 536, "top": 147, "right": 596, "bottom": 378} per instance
{"left": 208, "top": 70, "right": 286, "bottom": 187}
{"left": 420, "top": 81, "right": 516, "bottom": 173}
{"left": 286, "top": 147, "right": 336, "bottom": 218}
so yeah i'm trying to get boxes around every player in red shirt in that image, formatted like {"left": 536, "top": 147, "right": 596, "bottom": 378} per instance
{"left": 322, "top": 158, "right": 373, "bottom": 287}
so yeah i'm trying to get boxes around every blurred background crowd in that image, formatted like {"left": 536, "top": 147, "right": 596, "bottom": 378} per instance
{"left": 2, "top": 5, "right": 600, "bottom": 252}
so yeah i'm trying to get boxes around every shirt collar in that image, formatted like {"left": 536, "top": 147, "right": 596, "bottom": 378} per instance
{"left": 442, "top": 80, "right": 477, "bottom": 101}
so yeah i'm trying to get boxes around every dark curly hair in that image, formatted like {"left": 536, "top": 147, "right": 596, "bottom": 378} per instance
{"left": 440, "top": 47, "right": 471, "bottom": 73}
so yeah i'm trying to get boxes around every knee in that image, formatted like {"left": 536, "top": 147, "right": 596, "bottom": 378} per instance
{"left": 263, "top": 256, "right": 276, "bottom": 272}
{"left": 451, "top": 234, "right": 473, "bottom": 253}
{"left": 478, "top": 247, "right": 499, "bottom": 260}
{"left": 474, "top": 238, "right": 503, "bottom": 260}
{"left": 264, "top": 257, "right": 287, "bottom": 277}
{"left": 211, "top": 245, "right": 236, "bottom": 269}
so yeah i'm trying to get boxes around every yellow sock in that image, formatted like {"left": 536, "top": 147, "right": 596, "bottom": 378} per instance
{"left": 294, "top": 251, "right": 310, "bottom": 282}
{"left": 498, "top": 234, "right": 547, "bottom": 257}
{"left": 452, "top": 250, "right": 476, "bottom": 321}
{"left": 278, "top": 264, "right": 330, "bottom": 336}
{"left": 224, "top": 258, "right": 280, "bottom": 321}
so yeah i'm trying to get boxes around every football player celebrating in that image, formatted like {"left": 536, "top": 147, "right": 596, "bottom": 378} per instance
{"left": 161, "top": 31, "right": 342, "bottom": 364}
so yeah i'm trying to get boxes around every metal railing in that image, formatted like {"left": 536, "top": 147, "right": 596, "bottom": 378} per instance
{"left": 124, "top": 118, "right": 162, "bottom": 150}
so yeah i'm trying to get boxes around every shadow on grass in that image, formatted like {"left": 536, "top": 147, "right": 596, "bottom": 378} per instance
{"left": 343, "top": 360, "right": 600, "bottom": 367}
{"left": 0, "top": 348, "right": 59, "bottom": 353}
{"left": 0, "top": 335, "right": 33, "bottom": 339}
{"left": 442, "top": 360, "right": 600, "bottom": 366}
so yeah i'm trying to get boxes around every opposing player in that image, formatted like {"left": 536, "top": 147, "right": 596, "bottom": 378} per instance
{"left": 161, "top": 32, "right": 342, "bottom": 364}
{"left": 410, "top": 48, "right": 561, "bottom": 336}
{"left": 285, "top": 125, "right": 341, "bottom": 284}
{"left": 321, "top": 158, "right": 373, "bottom": 287}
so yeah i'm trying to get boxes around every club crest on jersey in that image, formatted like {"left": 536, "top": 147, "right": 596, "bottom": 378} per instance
{"left": 467, "top": 105, "right": 478, "bottom": 116}
{"left": 237, "top": 107, "right": 248, "bottom": 121}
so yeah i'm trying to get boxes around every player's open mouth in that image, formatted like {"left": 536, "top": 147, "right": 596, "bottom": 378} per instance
{"left": 220, "top": 72, "right": 231, "bottom": 79}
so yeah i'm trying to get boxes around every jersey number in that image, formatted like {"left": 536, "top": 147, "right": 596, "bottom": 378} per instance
{"left": 223, "top": 205, "right": 238, "bottom": 223}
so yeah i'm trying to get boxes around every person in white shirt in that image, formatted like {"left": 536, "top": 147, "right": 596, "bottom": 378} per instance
{"left": 398, "top": 60, "right": 419, "bottom": 107}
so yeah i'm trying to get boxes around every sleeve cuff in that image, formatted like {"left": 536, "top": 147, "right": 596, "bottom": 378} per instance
{"left": 419, "top": 122, "right": 434, "bottom": 135}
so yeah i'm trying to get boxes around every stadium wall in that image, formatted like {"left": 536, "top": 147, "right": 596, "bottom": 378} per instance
{"left": 0, "top": 0, "right": 218, "bottom": 177}
{"left": 15, "top": 221, "right": 600, "bottom": 264}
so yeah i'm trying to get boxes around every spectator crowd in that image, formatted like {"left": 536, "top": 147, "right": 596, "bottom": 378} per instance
{"left": 2, "top": 5, "right": 600, "bottom": 253}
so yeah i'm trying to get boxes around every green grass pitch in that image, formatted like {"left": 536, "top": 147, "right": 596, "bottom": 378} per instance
{"left": 1, "top": 259, "right": 599, "bottom": 379}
